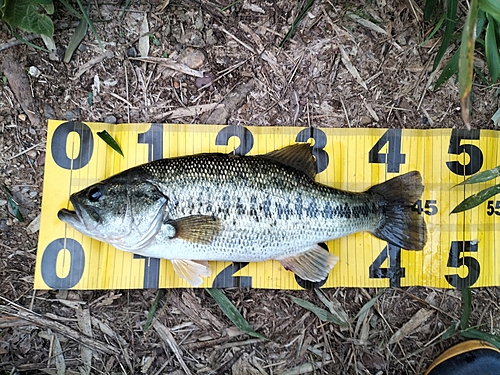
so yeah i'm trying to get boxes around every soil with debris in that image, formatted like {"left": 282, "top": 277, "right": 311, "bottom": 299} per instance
{"left": 1, "top": 1, "right": 500, "bottom": 374}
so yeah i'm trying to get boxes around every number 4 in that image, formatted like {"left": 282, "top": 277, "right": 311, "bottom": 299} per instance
{"left": 368, "top": 129, "right": 406, "bottom": 173}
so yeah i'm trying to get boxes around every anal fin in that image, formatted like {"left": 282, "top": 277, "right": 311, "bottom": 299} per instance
{"left": 171, "top": 259, "right": 212, "bottom": 286}
{"left": 277, "top": 244, "right": 338, "bottom": 282}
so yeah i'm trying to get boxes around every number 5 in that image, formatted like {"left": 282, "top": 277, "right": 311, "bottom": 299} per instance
{"left": 445, "top": 241, "right": 480, "bottom": 289}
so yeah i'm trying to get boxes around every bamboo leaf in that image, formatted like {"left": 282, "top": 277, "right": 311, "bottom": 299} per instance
{"left": 461, "top": 328, "right": 500, "bottom": 350}
{"left": 63, "top": 5, "right": 89, "bottom": 63}
{"left": 289, "top": 295, "right": 349, "bottom": 327}
{"left": 434, "top": 49, "right": 460, "bottom": 90}
{"left": 451, "top": 183, "right": 500, "bottom": 213}
{"left": 424, "top": 0, "right": 439, "bottom": 22}
{"left": 479, "top": 0, "right": 500, "bottom": 22}
{"left": 442, "top": 323, "right": 457, "bottom": 339}
{"left": 433, "top": 0, "right": 458, "bottom": 71}
{"left": 485, "top": 14, "right": 500, "bottom": 83}
{"left": 3, "top": 185, "right": 24, "bottom": 222}
{"left": 97, "top": 130, "right": 124, "bottom": 156}
{"left": 459, "top": 0, "right": 479, "bottom": 128}
{"left": 144, "top": 289, "right": 163, "bottom": 332}
{"left": 354, "top": 289, "right": 385, "bottom": 321}
{"left": 460, "top": 288, "right": 472, "bottom": 330}
{"left": 279, "top": 0, "right": 316, "bottom": 47}
{"left": 76, "top": 0, "right": 103, "bottom": 50}
{"left": 206, "top": 289, "right": 267, "bottom": 340}
{"left": 456, "top": 165, "right": 500, "bottom": 185}
{"left": 314, "top": 289, "right": 350, "bottom": 328}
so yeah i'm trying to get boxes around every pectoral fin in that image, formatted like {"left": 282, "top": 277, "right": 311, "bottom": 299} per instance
{"left": 168, "top": 215, "right": 221, "bottom": 244}
{"left": 171, "top": 259, "right": 212, "bottom": 286}
{"left": 277, "top": 244, "right": 338, "bottom": 282}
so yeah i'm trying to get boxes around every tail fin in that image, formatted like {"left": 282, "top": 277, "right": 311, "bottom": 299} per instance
{"left": 368, "top": 171, "right": 427, "bottom": 250}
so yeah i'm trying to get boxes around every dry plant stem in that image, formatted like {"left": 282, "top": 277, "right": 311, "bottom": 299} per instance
{"left": 152, "top": 320, "right": 192, "bottom": 375}
{"left": 72, "top": 50, "right": 114, "bottom": 80}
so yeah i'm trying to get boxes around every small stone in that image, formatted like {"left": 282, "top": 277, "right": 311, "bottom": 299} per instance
{"left": 173, "top": 81, "right": 180, "bottom": 89}
{"left": 127, "top": 47, "right": 137, "bottom": 58}
{"left": 29, "top": 66, "right": 41, "bottom": 78}
{"left": 64, "top": 110, "right": 77, "bottom": 121}
{"left": 43, "top": 104, "right": 56, "bottom": 119}
{"left": 360, "top": 116, "right": 372, "bottom": 125}
{"left": 37, "top": 152, "right": 45, "bottom": 167}
{"left": 180, "top": 47, "right": 206, "bottom": 69}
{"left": 105, "top": 115, "right": 117, "bottom": 124}
{"left": 27, "top": 150, "right": 37, "bottom": 160}
{"left": 205, "top": 29, "right": 217, "bottom": 45}
{"left": 18, "top": 114, "right": 27, "bottom": 121}
{"left": 0, "top": 199, "right": 7, "bottom": 206}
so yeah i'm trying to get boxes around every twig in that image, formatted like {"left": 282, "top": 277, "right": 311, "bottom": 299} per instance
{"left": 7, "top": 142, "right": 44, "bottom": 161}
{"left": 72, "top": 50, "right": 114, "bottom": 80}
{"left": 0, "top": 35, "right": 41, "bottom": 52}
{"left": 152, "top": 320, "right": 192, "bottom": 375}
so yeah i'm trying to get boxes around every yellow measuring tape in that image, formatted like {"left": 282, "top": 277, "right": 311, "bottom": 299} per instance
{"left": 34, "top": 120, "right": 500, "bottom": 290}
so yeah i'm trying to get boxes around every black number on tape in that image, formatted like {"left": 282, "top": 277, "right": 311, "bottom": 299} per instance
{"left": 215, "top": 125, "right": 254, "bottom": 155}
{"left": 369, "top": 244, "right": 405, "bottom": 287}
{"left": 368, "top": 129, "right": 406, "bottom": 173}
{"left": 133, "top": 255, "right": 160, "bottom": 288}
{"left": 295, "top": 128, "right": 329, "bottom": 173}
{"left": 487, "top": 201, "right": 500, "bottom": 216}
{"left": 446, "top": 129, "right": 483, "bottom": 176}
{"left": 138, "top": 123, "right": 164, "bottom": 162}
{"left": 51, "top": 121, "right": 94, "bottom": 170}
{"left": 445, "top": 241, "right": 480, "bottom": 289}
{"left": 41, "top": 238, "right": 85, "bottom": 289}
{"left": 412, "top": 199, "right": 438, "bottom": 215}
{"left": 212, "top": 262, "right": 252, "bottom": 288}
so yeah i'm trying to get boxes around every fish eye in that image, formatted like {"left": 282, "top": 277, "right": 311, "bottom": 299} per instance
{"left": 88, "top": 186, "right": 102, "bottom": 202}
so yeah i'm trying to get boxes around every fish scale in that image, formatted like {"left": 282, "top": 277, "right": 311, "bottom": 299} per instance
{"left": 58, "top": 144, "right": 427, "bottom": 286}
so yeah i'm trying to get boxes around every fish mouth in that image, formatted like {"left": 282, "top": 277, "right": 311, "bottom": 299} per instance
{"left": 57, "top": 208, "right": 81, "bottom": 225}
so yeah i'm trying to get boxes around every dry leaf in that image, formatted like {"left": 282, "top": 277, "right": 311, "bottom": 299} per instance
{"left": 389, "top": 308, "right": 434, "bottom": 344}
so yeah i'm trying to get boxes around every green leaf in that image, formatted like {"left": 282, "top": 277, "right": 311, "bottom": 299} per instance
{"left": 97, "top": 130, "right": 124, "bottom": 157}
{"left": 3, "top": 0, "right": 54, "bottom": 37}
{"left": 485, "top": 14, "right": 500, "bottom": 83}
{"left": 451, "top": 183, "right": 500, "bottom": 213}
{"left": 206, "top": 289, "right": 267, "bottom": 340}
{"left": 144, "top": 289, "right": 163, "bottom": 332}
{"left": 456, "top": 165, "right": 500, "bottom": 185}
{"left": 424, "top": 0, "right": 439, "bottom": 22}
{"left": 63, "top": 5, "right": 89, "bottom": 63}
{"left": 279, "top": 0, "right": 316, "bottom": 48}
{"left": 433, "top": 0, "right": 458, "bottom": 71}
{"left": 3, "top": 185, "right": 24, "bottom": 222}
{"left": 289, "top": 295, "right": 349, "bottom": 327}
{"left": 419, "top": 16, "right": 445, "bottom": 47}
{"left": 76, "top": 0, "right": 102, "bottom": 50}
{"left": 434, "top": 49, "right": 460, "bottom": 90}
{"left": 442, "top": 323, "right": 457, "bottom": 339}
{"left": 460, "top": 288, "right": 472, "bottom": 330}
{"left": 479, "top": 0, "right": 500, "bottom": 22}
{"left": 354, "top": 289, "right": 385, "bottom": 321}
{"left": 314, "top": 289, "right": 350, "bottom": 328}
{"left": 459, "top": 0, "right": 479, "bottom": 127}
{"left": 461, "top": 328, "right": 500, "bottom": 349}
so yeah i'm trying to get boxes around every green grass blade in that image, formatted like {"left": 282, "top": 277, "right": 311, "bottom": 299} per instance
{"left": 279, "top": 0, "right": 316, "bottom": 48}
{"left": 456, "top": 165, "right": 500, "bottom": 185}
{"left": 451, "top": 183, "right": 500, "bottom": 213}
{"left": 434, "top": 49, "right": 460, "bottom": 90}
{"left": 461, "top": 328, "right": 500, "bottom": 349}
{"left": 63, "top": 6, "right": 89, "bottom": 63}
{"left": 485, "top": 15, "right": 500, "bottom": 83}
{"left": 460, "top": 288, "right": 472, "bottom": 330}
{"left": 57, "top": 0, "right": 82, "bottom": 19}
{"left": 75, "top": 0, "right": 103, "bottom": 50}
{"left": 3, "top": 185, "right": 24, "bottom": 222}
{"left": 289, "top": 295, "right": 349, "bottom": 327}
{"left": 314, "top": 289, "right": 350, "bottom": 328}
{"left": 419, "top": 16, "right": 445, "bottom": 47}
{"left": 424, "top": 0, "right": 439, "bottom": 22}
{"left": 459, "top": 0, "right": 479, "bottom": 128}
{"left": 442, "top": 323, "right": 457, "bottom": 339}
{"left": 144, "top": 289, "right": 163, "bottom": 332}
{"left": 354, "top": 289, "right": 385, "bottom": 321}
{"left": 479, "top": 0, "right": 500, "bottom": 22}
{"left": 97, "top": 130, "right": 124, "bottom": 156}
{"left": 206, "top": 289, "right": 267, "bottom": 340}
{"left": 433, "top": 0, "right": 458, "bottom": 71}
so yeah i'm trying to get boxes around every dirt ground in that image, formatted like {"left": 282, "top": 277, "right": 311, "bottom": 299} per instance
{"left": 1, "top": 0, "right": 500, "bottom": 374}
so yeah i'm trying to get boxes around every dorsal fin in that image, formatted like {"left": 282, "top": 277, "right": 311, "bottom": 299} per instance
{"left": 262, "top": 144, "right": 316, "bottom": 179}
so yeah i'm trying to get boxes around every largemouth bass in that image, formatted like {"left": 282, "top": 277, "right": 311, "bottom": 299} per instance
{"left": 58, "top": 144, "right": 427, "bottom": 286}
